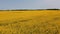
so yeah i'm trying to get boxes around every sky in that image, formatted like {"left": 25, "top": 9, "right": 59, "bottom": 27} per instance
{"left": 0, "top": 0, "right": 60, "bottom": 9}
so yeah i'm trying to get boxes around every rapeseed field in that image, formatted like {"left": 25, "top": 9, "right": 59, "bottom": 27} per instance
{"left": 0, "top": 10, "right": 60, "bottom": 34}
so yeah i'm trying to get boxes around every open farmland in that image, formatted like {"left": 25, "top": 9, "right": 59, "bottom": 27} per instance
{"left": 0, "top": 10, "right": 60, "bottom": 34}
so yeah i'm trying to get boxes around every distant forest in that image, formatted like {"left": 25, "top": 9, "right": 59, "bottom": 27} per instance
{"left": 0, "top": 9, "right": 60, "bottom": 11}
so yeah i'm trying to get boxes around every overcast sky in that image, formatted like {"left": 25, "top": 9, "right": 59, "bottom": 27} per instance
{"left": 0, "top": 0, "right": 60, "bottom": 9}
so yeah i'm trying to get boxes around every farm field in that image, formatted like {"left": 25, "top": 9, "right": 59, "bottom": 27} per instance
{"left": 0, "top": 10, "right": 60, "bottom": 34}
